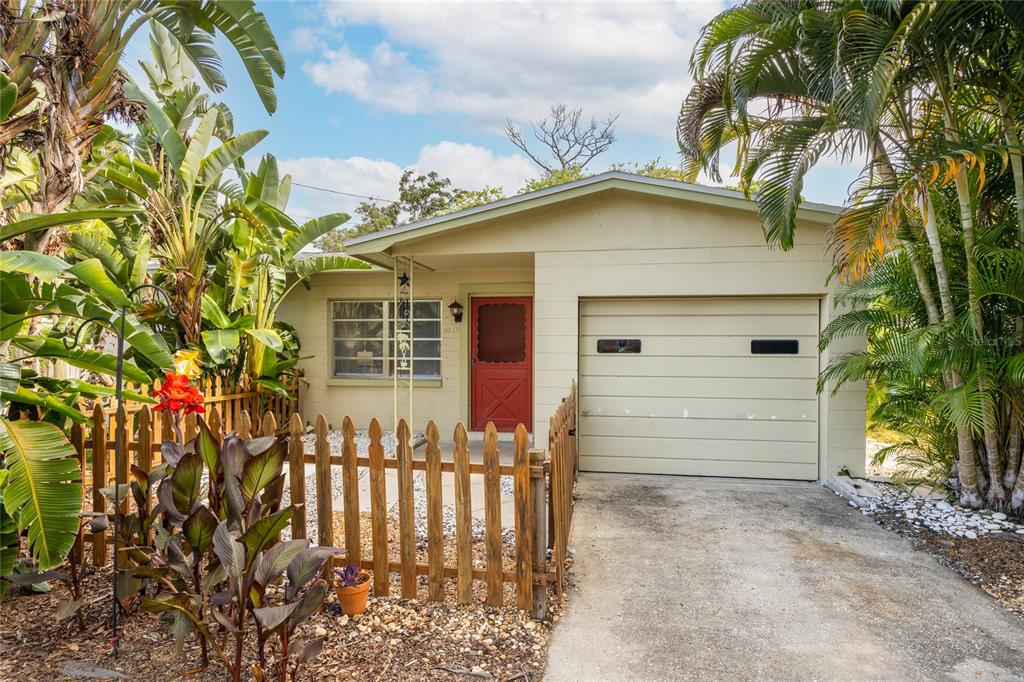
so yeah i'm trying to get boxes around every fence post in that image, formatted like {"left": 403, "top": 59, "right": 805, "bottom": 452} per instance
{"left": 425, "top": 420, "right": 444, "bottom": 601}
{"left": 483, "top": 422, "right": 503, "bottom": 607}
{"left": 368, "top": 418, "right": 389, "bottom": 596}
{"left": 238, "top": 410, "right": 252, "bottom": 440}
{"left": 287, "top": 413, "right": 307, "bottom": 540}
{"left": 137, "top": 407, "right": 153, "bottom": 544}
{"left": 453, "top": 422, "right": 472, "bottom": 605}
{"left": 71, "top": 422, "right": 86, "bottom": 563}
{"left": 530, "top": 447, "right": 548, "bottom": 619}
{"left": 314, "top": 414, "right": 334, "bottom": 577}
{"left": 513, "top": 423, "right": 532, "bottom": 611}
{"left": 396, "top": 419, "right": 417, "bottom": 599}
{"left": 341, "top": 416, "right": 360, "bottom": 567}
{"left": 260, "top": 411, "right": 277, "bottom": 439}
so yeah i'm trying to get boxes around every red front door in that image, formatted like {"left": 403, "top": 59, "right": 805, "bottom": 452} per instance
{"left": 471, "top": 296, "right": 532, "bottom": 431}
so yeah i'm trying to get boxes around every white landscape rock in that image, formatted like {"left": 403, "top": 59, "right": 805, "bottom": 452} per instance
{"left": 825, "top": 477, "right": 1024, "bottom": 540}
{"left": 824, "top": 476, "right": 884, "bottom": 508}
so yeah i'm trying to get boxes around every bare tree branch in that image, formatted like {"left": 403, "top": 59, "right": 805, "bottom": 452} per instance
{"left": 505, "top": 103, "right": 619, "bottom": 172}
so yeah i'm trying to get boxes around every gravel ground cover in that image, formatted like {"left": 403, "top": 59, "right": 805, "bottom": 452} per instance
{"left": 844, "top": 480, "right": 1024, "bottom": 539}
{"left": 838, "top": 479, "right": 1024, "bottom": 620}
{"left": 400, "top": 473, "right": 518, "bottom": 545}
{"left": 281, "top": 428, "right": 425, "bottom": 542}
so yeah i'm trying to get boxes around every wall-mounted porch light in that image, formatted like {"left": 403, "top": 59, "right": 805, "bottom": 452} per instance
{"left": 448, "top": 299, "right": 464, "bottom": 323}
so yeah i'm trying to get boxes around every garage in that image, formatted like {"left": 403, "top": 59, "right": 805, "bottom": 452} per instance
{"left": 578, "top": 297, "right": 820, "bottom": 480}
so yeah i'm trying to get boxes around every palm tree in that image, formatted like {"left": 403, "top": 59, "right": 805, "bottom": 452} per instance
{"left": 679, "top": 0, "right": 1024, "bottom": 509}
{"left": 0, "top": 0, "right": 284, "bottom": 254}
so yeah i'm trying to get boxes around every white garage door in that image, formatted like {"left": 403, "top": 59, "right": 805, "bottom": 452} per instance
{"left": 579, "top": 297, "right": 820, "bottom": 480}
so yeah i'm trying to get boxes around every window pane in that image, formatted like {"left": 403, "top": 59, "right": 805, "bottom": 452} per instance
{"left": 389, "top": 358, "right": 441, "bottom": 378}
{"left": 413, "top": 300, "right": 441, "bottom": 318}
{"left": 413, "top": 320, "right": 441, "bottom": 338}
{"left": 413, "top": 339, "right": 440, "bottom": 358}
{"left": 477, "top": 303, "right": 526, "bottom": 362}
{"left": 334, "top": 320, "right": 383, "bottom": 338}
{"left": 389, "top": 339, "right": 441, "bottom": 358}
{"left": 334, "top": 358, "right": 384, "bottom": 376}
{"left": 334, "top": 339, "right": 384, "bottom": 358}
{"left": 333, "top": 301, "right": 383, "bottom": 319}
{"left": 388, "top": 320, "right": 440, "bottom": 338}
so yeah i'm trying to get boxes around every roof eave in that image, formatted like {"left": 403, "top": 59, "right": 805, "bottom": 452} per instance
{"left": 344, "top": 171, "right": 841, "bottom": 256}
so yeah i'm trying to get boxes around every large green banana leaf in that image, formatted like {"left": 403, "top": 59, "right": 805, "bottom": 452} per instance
{"left": 0, "top": 473, "right": 17, "bottom": 597}
{"left": 13, "top": 337, "right": 150, "bottom": 384}
{"left": 0, "top": 251, "right": 69, "bottom": 282}
{"left": 0, "top": 208, "right": 143, "bottom": 243}
{"left": 0, "top": 418, "right": 82, "bottom": 570}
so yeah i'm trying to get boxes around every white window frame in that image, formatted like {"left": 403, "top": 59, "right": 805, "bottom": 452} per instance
{"left": 329, "top": 299, "right": 442, "bottom": 380}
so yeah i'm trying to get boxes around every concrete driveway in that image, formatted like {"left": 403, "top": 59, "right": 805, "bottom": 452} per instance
{"left": 545, "top": 474, "right": 1024, "bottom": 682}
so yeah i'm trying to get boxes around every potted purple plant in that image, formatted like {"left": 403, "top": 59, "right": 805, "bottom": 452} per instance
{"left": 334, "top": 563, "right": 371, "bottom": 616}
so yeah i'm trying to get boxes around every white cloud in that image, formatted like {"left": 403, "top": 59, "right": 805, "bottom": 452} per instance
{"left": 279, "top": 141, "right": 537, "bottom": 223}
{"left": 279, "top": 155, "right": 403, "bottom": 220}
{"left": 288, "top": 26, "right": 327, "bottom": 53}
{"left": 415, "top": 141, "right": 535, "bottom": 193}
{"left": 301, "top": 1, "right": 726, "bottom": 138}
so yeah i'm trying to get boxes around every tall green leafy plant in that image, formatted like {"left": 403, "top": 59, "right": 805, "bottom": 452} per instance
{"left": 1, "top": 0, "right": 283, "bottom": 256}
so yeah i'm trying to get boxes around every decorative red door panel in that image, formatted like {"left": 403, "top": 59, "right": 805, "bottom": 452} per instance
{"left": 471, "top": 297, "right": 532, "bottom": 431}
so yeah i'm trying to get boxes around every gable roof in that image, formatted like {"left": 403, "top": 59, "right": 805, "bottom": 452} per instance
{"left": 344, "top": 170, "right": 842, "bottom": 257}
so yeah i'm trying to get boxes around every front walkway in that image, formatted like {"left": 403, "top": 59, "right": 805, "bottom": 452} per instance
{"left": 545, "top": 474, "right": 1024, "bottom": 681}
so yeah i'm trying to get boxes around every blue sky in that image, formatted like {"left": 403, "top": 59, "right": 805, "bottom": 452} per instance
{"left": 168, "top": 1, "right": 859, "bottom": 222}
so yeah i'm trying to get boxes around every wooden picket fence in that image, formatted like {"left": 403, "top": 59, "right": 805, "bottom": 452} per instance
{"left": 75, "top": 387, "right": 579, "bottom": 613}
{"left": 92, "top": 377, "right": 299, "bottom": 435}
{"left": 548, "top": 380, "right": 578, "bottom": 600}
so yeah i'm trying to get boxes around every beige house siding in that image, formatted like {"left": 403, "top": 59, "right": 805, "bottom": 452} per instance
{"left": 284, "top": 179, "right": 866, "bottom": 480}
{"left": 277, "top": 267, "right": 533, "bottom": 436}
{"left": 384, "top": 190, "right": 866, "bottom": 478}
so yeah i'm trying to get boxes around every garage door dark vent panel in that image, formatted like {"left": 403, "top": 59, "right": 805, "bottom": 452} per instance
{"left": 751, "top": 339, "right": 799, "bottom": 354}
{"left": 596, "top": 339, "right": 641, "bottom": 353}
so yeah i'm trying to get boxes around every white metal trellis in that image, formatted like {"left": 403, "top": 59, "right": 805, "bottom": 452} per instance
{"left": 392, "top": 255, "right": 414, "bottom": 431}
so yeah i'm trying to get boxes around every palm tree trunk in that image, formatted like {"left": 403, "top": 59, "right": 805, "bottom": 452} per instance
{"left": 943, "top": 105, "right": 1006, "bottom": 505}
{"left": 916, "top": 193, "right": 956, "bottom": 322}
{"left": 1004, "top": 409, "right": 1021, "bottom": 490}
{"left": 877, "top": 142, "right": 985, "bottom": 503}
{"left": 1013, "top": 440, "right": 1024, "bottom": 510}
{"left": 905, "top": 243, "right": 941, "bottom": 324}
{"left": 996, "top": 96, "right": 1024, "bottom": 244}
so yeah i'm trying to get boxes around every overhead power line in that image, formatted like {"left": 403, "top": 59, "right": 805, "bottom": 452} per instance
{"left": 291, "top": 181, "right": 399, "bottom": 204}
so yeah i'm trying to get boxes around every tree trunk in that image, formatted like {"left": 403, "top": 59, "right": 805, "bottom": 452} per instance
{"left": 905, "top": 242, "right": 941, "bottom": 324}
{"left": 996, "top": 96, "right": 1024, "bottom": 244}
{"left": 1013, "top": 455, "right": 1024, "bottom": 511}
{"left": 916, "top": 193, "right": 956, "bottom": 322}
{"left": 943, "top": 106, "right": 1005, "bottom": 505}
{"left": 1005, "top": 413, "right": 1022, "bottom": 490}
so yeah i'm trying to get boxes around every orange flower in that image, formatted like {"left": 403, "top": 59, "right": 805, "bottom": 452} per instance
{"left": 152, "top": 372, "right": 205, "bottom": 415}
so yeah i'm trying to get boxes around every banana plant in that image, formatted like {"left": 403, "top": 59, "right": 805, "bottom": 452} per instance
{"left": 0, "top": 418, "right": 83, "bottom": 598}
{"left": 2, "top": 219, "right": 171, "bottom": 424}
{"left": 92, "top": 78, "right": 270, "bottom": 349}
{"left": 201, "top": 155, "right": 369, "bottom": 390}
{"left": 1, "top": 0, "right": 283, "bottom": 256}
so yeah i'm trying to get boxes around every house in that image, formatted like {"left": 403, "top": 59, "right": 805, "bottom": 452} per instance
{"left": 279, "top": 171, "right": 866, "bottom": 481}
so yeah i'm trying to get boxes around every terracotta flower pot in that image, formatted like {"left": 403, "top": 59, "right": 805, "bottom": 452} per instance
{"left": 335, "top": 570, "right": 371, "bottom": 616}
